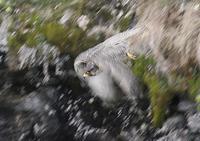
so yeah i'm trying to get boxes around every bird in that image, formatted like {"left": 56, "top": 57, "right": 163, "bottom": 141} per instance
{"left": 74, "top": 27, "right": 143, "bottom": 105}
{"left": 74, "top": 0, "right": 200, "bottom": 106}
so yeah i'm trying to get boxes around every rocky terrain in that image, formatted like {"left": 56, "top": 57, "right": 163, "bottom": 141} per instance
{"left": 0, "top": 0, "right": 199, "bottom": 141}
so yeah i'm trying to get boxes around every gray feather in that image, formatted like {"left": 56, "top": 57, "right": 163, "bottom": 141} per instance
{"left": 74, "top": 27, "right": 142, "bottom": 103}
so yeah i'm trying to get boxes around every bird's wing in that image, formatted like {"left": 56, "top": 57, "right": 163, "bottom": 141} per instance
{"left": 108, "top": 60, "right": 141, "bottom": 99}
{"left": 83, "top": 27, "right": 143, "bottom": 61}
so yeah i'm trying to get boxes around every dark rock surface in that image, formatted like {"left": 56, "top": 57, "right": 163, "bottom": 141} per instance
{"left": 0, "top": 55, "right": 200, "bottom": 141}
{"left": 187, "top": 113, "right": 200, "bottom": 133}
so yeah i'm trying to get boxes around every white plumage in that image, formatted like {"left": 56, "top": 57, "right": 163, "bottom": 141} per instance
{"left": 74, "top": 27, "right": 142, "bottom": 104}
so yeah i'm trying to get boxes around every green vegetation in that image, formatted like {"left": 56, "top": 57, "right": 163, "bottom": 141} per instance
{"left": 41, "top": 22, "right": 69, "bottom": 50}
{"left": 131, "top": 56, "right": 173, "bottom": 127}
{"left": 0, "top": 0, "right": 14, "bottom": 13}
{"left": 188, "top": 74, "right": 200, "bottom": 99}
{"left": 6, "top": 0, "right": 111, "bottom": 56}
{"left": 131, "top": 56, "right": 200, "bottom": 127}
{"left": 144, "top": 73, "right": 173, "bottom": 127}
{"left": 118, "top": 14, "right": 133, "bottom": 32}
{"left": 7, "top": 12, "right": 43, "bottom": 52}
{"left": 5, "top": 0, "right": 138, "bottom": 58}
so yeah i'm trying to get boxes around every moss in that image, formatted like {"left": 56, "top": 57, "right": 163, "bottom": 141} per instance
{"left": 66, "top": 28, "right": 106, "bottom": 57}
{"left": 196, "top": 95, "right": 200, "bottom": 102}
{"left": 97, "top": 7, "right": 113, "bottom": 22}
{"left": 8, "top": 31, "right": 41, "bottom": 50}
{"left": 40, "top": 0, "right": 86, "bottom": 53}
{"left": 196, "top": 95, "right": 200, "bottom": 111}
{"left": 6, "top": 0, "right": 107, "bottom": 56}
{"left": 188, "top": 75, "right": 200, "bottom": 99}
{"left": 144, "top": 73, "right": 173, "bottom": 127}
{"left": 8, "top": 30, "right": 27, "bottom": 47}
{"left": 0, "top": 0, "right": 14, "bottom": 13}
{"left": 0, "top": 0, "right": 5, "bottom": 5}
{"left": 7, "top": 11, "right": 44, "bottom": 52}
{"left": 171, "top": 69, "right": 200, "bottom": 101}
{"left": 25, "top": 31, "right": 40, "bottom": 47}
{"left": 41, "top": 22, "right": 69, "bottom": 51}
{"left": 131, "top": 56, "right": 200, "bottom": 126}
{"left": 76, "top": 0, "right": 85, "bottom": 16}
{"left": 131, "top": 56, "right": 155, "bottom": 79}
{"left": 118, "top": 14, "right": 133, "bottom": 32}
{"left": 0, "top": 16, "right": 2, "bottom": 25}
{"left": 8, "top": 29, "right": 40, "bottom": 51}
{"left": 7, "top": 34, "right": 22, "bottom": 52}
{"left": 41, "top": 21, "right": 89, "bottom": 55}
{"left": 68, "top": 26, "right": 84, "bottom": 50}
{"left": 131, "top": 56, "right": 173, "bottom": 127}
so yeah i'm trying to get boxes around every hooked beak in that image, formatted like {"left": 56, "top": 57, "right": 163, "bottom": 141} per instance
{"left": 83, "top": 72, "right": 90, "bottom": 78}
{"left": 127, "top": 52, "right": 137, "bottom": 60}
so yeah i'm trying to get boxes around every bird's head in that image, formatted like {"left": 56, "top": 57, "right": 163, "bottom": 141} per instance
{"left": 74, "top": 60, "right": 101, "bottom": 78}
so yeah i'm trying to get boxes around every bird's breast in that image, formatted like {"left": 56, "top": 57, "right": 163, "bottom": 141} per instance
{"left": 87, "top": 72, "right": 119, "bottom": 102}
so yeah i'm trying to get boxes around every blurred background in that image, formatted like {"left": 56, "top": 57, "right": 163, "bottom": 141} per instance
{"left": 0, "top": 0, "right": 199, "bottom": 141}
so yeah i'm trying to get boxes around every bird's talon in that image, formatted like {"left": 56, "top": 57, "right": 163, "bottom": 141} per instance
{"left": 127, "top": 52, "right": 137, "bottom": 60}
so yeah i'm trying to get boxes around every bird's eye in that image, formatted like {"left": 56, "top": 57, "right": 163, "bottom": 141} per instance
{"left": 83, "top": 64, "right": 99, "bottom": 77}
{"left": 79, "top": 62, "right": 87, "bottom": 68}
{"left": 89, "top": 64, "right": 99, "bottom": 73}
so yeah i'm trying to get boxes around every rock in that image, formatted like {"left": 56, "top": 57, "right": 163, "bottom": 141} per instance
{"left": 0, "top": 48, "right": 6, "bottom": 66}
{"left": 157, "top": 129, "right": 191, "bottom": 141}
{"left": 85, "top": 133, "right": 116, "bottom": 141}
{"left": 158, "top": 115, "right": 185, "bottom": 133}
{"left": 0, "top": 68, "right": 7, "bottom": 88}
{"left": 16, "top": 87, "right": 57, "bottom": 112}
{"left": 0, "top": 87, "right": 61, "bottom": 141}
{"left": 118, "top": 129, "right": 144, "bottom": 141}
{"left": 59, "top": 9, "right": 74, "bottom": 24}
{"left": 77, "top": 15, "right": 90, "bottom": 31}
{"left": 177, "top": 100, "right": 196, "bottom": 114}
{"left": 187, "top": 113, "right": 200, "bottom": 133}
